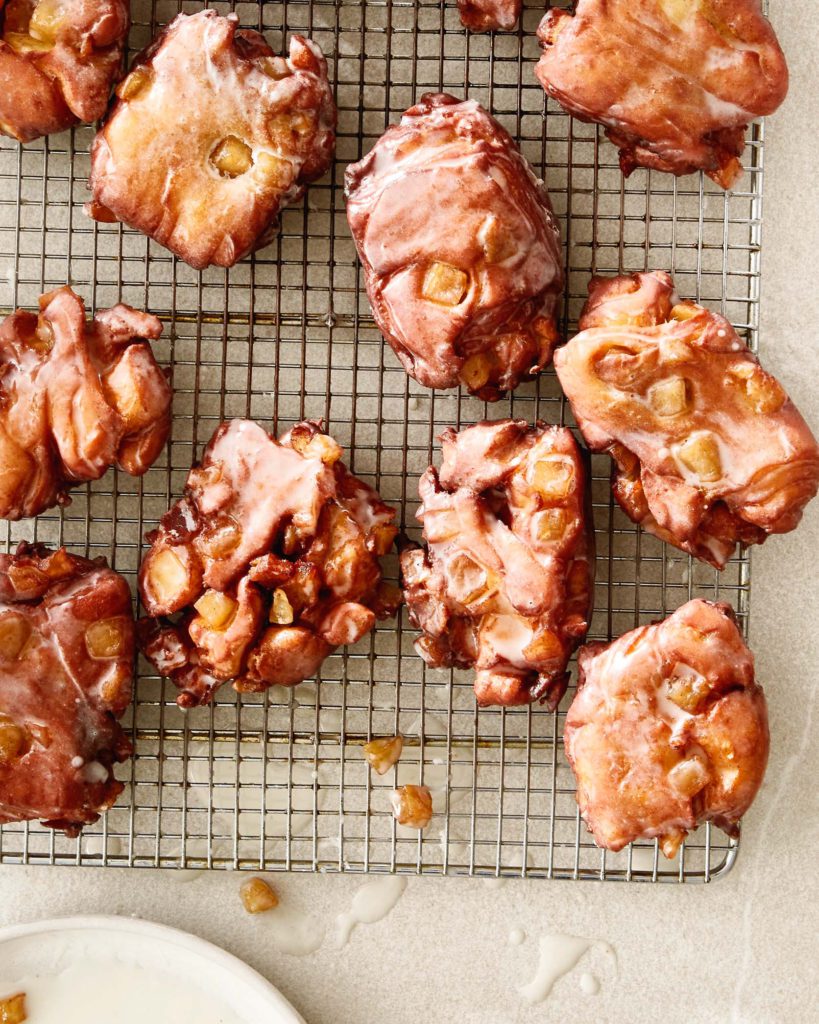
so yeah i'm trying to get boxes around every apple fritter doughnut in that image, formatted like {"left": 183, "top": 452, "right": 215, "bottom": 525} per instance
{"left": 0, "top": 0, "right": 129, "bottom": 143}
{"left": 138, "top": 419, "right": 400, "bottom": 707}
{"left": 0, "top": 286, "right": 171, "bottom": 520}
{"left": 345, "top": 93, "right": 563, "bottom": 400}
{"left": 457, "top": 0, "right": 521, "bottom": 32}
{"left": 0, "top": 543, "right": 134, "bottom": 834}
{"left": 87, "top": 11, "right": 337, "bottom": 270}
{"left": 401, "top": 420, "right": 594, "bottom": 709}
{"left": 554, "top": 271, "right": 819, "bottom": 569}
{"left": 565, "top": 599, "right": 768, "bottom": 857}
{"left": 535, "top": 0, "right": 788, "bottom": 188}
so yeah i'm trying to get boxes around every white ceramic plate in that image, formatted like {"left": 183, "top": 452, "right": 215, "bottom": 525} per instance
{"left": 0, "top": 915, "right": 306, "bottom": 1024}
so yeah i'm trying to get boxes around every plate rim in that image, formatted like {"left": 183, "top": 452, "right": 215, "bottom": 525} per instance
{"left": 0, "top": 913, "right": 306, "bottom": 1024}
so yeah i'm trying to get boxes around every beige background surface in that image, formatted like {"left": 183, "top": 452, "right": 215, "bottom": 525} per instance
{"left": 0, "top": 3, "right": 816, "bottom": 1022}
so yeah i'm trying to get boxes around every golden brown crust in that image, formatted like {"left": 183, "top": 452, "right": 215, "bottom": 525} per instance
{"left": 565, "top": 599, "right": 769, "bottom": 856}
{"left": 345, "top": 93, "right": 563, "bottom": 400}
{"left": 457, "top": 0, "right": 520, "bottom": 32}
{"left": 138, "top": 419, "right": 400, "bottom": 707}
{"left": 0, "top": 286, "right": 171, "bottom": 520}
{"left": 0, "top": 0, "right": 129, "bottom": 143}
{"left": 535, "top": 0, "right": 788, "bottom": 187}
{"left": 401, "top": 419, "right": 594, "bottom": 709}
{"left": 0, "top": 543, "right": 134, "bottom": 834}
{"left": 554, "top": 271, "right": 819, "bottom": 568}
{"left": 87, "top": 11, "right": 337, "bottom": 270}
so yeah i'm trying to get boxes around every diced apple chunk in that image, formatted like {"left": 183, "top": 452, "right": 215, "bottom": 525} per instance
{"left": 211, "top": 136, "right": 254, "bottom": 178}
{"left": 363, "top": 735, "right": 403, "bottom": 775}
{"left": 239, "top": 876, "right": 279, "bottom": 914}
{"left": 459, "top": 352, "right": 494, "bottom": 391}
{"left": 0, "top": 615, "right": 31, "bottom": 662}
{"left": 198, "top": 516, "right": 242, "bottom": 559}
{"left": 676, "top": 432, "right": 722, "bottom": 483}
{"left": 446, "top": 553, "right": 491, "bottom": 606}
{"left": 649, "top": 376, "right": 691, "bottom": 417}
{"left": 290, "top": 430, "right": 342, "bottom": 465}
{"left": 85, "top": 617, "right": 127, "bottom": 659}
{"left": 390, "top": 784, "right": 433, "bottom": 829}
{"left": 668, "top": 755, "right": 710, "bottom": 798}
{"left": 368, "top": 522, "right": 397, "bottom": 557}
{"left": 29, "top": 0, "right": 64, "bottom": 43}
{"left": 117, "top": 66, "right": 153, "bottom": 102}
{"left": 536, "top": 507, "right": 569, "bottom": 542}
{"left": 269, "top": 588, "right": 294, "bottom": 625}
{"left": 531, "top": 457, "right": 574, "bottom": 501}
{"left": 522, "top": 629, "right": 563, "bottom": 664}
{"left": 0, "top": 715, "right": 30, "bottom": 765}
{"left": 0, "top": 992, "right": 26, "bottom": 1024}
{"left": 666, "top": 669, "right": 711, "bottom": 713}
{"left": 258, "top": 55, "right": 290, "bottom": 80}
{"left": 4, "top": 32, "right": 52, "bottom": 53}
{"left": 669, "top": 302, "right": 700, "bottom": 322}
{"left": 660, "top": 829, "right": 685, "bottom": 860}
{"left": 194, "top": 589, "right": 238, "bottom": 630}
{"left": 146, "top": 547, "right": 193, "bottom": 608}
{"left": 730, "top": 363, "right": 786, "bottom": 414}
{"left": 421, "top": 262, "right": 468, "bottom": 306}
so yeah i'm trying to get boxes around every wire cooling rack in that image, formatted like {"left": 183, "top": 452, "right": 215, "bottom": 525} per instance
{"left": 0, "top": 0, "right": 767, "bottom": 882}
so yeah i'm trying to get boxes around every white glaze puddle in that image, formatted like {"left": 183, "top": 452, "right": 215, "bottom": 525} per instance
{"left": 259, "top": 903, "right": 326, "bottom": 957}
{"left": 0, "top": 962, "right": 247, "bottom": 1024}
{"left": 519, "top": 934, "right": 615, "bottom": 1004}
{"left": 580, "top": 972, "right": 600, "bottom": 995}
{"left": 508, "top": 927, "right": 526, "bottom": 947}
{"left": 335, "top": 876, "right": 408, "bottom": 947}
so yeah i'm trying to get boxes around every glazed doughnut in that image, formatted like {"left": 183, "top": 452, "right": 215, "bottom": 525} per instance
{"left": 0, "top": 543, "right": 134, "bottom": 835}
{"left": 87, "top": 11, "right": 337, "bottom": 270}
{"left": 457, "top": 0, "right": 521, "bottom": 32}
{"left": 401, "top": 419, "right": 594, "bottom": 709}
{"left": 535, "top": 0, "right": 788, "bottom": 188}
{"left": 565, "top": 599, "right": 769, "bottom": 857}
{"left": 0, "top": 286, "right": 171, "bottom": 520}
{"left": 345, "top": 93, "right": 563, "bottom": 400}
{"left": 0, "top": 0, "right": 129, "bottom": 143}
{"left": 554, "top": 271, "right": 819, "bottom": 569}
{"left": 138, "top": 419, "right": 400, "bottom": 707}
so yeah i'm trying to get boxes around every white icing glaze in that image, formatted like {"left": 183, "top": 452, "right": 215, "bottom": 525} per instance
{"left": 334, "top": 876, "right": 408, "bottom": 947}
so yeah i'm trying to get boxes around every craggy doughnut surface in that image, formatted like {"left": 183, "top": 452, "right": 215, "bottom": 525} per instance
{"left": 535, "top": 0, "right": 788, "bottom": 188}
{"left": 345, "top": 94, "right": 563, "bottom": 400}
{"left": 565, "top": 599, "right": 769, "bottom": 857}
{"left": 0, "top": 287, "right": 171, "bottom": 521}
{"left": 138, "top": 419, "right": 400, "bottom": 707}
{"left": 87, "top": 11, "right": 337, "bottom": 270}
{"left": 0, "top": 543, "right": 134, "bottom": 834}
{"left": 401, "top": 420, "right": 594, "bottom": 709}
{"left": 0, "top": 0, "right": 129, "bottom": 143}
{"left": 457, "top": 0, "right": 521, "bottom": 32}
{"left": 554, "top": 272, "right": 819, "bottom": 569}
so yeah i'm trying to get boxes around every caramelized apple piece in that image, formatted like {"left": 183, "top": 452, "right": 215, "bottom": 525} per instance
{"left": 193, "top": 590, "right": 238, "bottom": 631}
{"left": 531, "top": 458, "right": 575, "bottom": 501}
{"left": 0, "top": 992, "right": 26, "bottom": 1024}
{"left": 422, "top": 262, "right": 469, "bottom": 306}
{"left": 0, "top": 615, "right": 32, "bottom": 661}
{"left": 211, "top": 136, "right": 254, "bottom": 178}
{"left": 677, "top": 433, "right": 722, "bottom": 483}
{"left": 85, "top": 617, "right": 128, "bottom": 659}
{"left": 240, "top": 876, "right": 279, "bottom": 914}
{"left": 270, "top": 588, "right": 295, "bottom": 625}
{"left": 0, "top": 715, "right": 31, "bottom": 765}
{"left": 390, "top": 784, "right": 433, "bottom": 829}
{"left": 363, "top": 735, "right": 404, "bottom": 775}
{"left": 649, "top": 376, "right": 691, "bottom": 417}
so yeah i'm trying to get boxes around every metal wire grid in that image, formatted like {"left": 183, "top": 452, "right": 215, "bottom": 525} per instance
{"left": 0, "top": 0, "right": 767, "bottom": 881}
